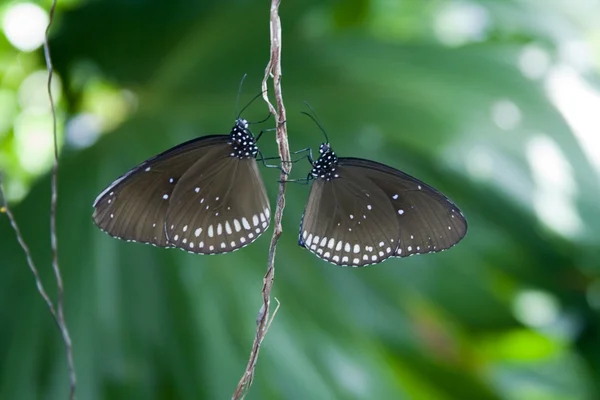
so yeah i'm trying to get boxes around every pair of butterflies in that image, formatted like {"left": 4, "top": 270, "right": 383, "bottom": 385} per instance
{"left": 92, "top": 118, "right": 467, "bottom": 267}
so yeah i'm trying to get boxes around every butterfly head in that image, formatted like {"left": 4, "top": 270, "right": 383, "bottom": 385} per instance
{"left": 311, "top": 143, "right": 339, "bottom": 181}
{"left": 229, "top": 118, "right": 259, "bottom": 159}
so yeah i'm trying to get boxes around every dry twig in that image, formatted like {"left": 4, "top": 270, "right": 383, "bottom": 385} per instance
{"left": 43, "top": 1, "right": 77, "bottom": 397}
{"left": 231, "top": 0, "right": 289, "bottom": 398}
{"left": 0, "top": 0, "right": 77, "bottom": 397}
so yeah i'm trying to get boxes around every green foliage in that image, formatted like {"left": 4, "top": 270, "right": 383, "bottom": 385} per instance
{"left": 1, "top": 0, "right": 600, "bottom": 399}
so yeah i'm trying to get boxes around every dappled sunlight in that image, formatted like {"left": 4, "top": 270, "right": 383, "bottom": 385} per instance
{"left": 546, "top": 66, "right": 600, "bottom": 176}
{"left": 526, "top": 134, "right": 583, "bottom": 238}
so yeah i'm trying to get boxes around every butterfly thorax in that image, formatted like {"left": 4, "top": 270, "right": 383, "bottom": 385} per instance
{"left": 229, "top": 118, "right": 258, "bottom": 159}
{"left": 311, "top": 143, "right": 339, "bottom": 181}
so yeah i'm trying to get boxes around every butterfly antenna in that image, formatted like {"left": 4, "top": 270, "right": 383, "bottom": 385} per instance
{"left": 249, "top": 112, "right": 272, "bottom": 125}
{"left": 237, "top": 90, "right": 268, "bottom": 120}
{"left": 234, "top": 73, "right": 248, "bottom": 119}
{"left": 301, "top": 102, "right": 329, "bottom": 143}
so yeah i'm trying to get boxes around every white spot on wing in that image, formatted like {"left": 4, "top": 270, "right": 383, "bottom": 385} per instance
{"left": 234, "top": 219, "right": 242, "bottom": 232}
{"left": 306, "top": 234, "right": 313, "bottom": 246}
{"left": 242, "top": 218, "right": 251, "bottom": 230}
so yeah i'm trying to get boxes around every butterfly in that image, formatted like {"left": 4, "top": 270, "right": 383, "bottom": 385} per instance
{"left": 298, "top": 142, "right": 467, "bottom": 266}
{"left": 93, "top": 118, "right": 271, "bottom": 254}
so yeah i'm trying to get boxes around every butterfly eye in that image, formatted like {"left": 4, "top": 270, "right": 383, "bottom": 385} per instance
{"left": 93, "top": 118, "right": 271, "bottom": 255}
{"left": 299, "top": 142, "right": 467, "bottom": 267}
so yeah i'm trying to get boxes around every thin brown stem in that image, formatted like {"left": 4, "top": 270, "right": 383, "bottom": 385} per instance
{"left": 43, "top": 0, "right": 77, "bottom": 398}
{"left": 231, "top": 0, "right": 289, "bottom": 398}
{"left": 0, "top": 182, "right": 59, "bottom": 321}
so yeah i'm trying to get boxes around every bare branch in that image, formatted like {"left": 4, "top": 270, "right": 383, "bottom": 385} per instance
{"left": 232, "top": 0, "right": 289, "bottom": 398}
{"left": 43, "top": 0, "right": 77, "bottom": 398}
{"left": 0, "top": 181, "right": 59, "bottom": 321}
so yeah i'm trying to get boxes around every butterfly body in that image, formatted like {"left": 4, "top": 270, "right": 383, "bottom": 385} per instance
{"left": 299, "top": 143, "right": 467, "bottom": 267}
{"left": 93, "top": 119, "right": 271, "bottom": 254}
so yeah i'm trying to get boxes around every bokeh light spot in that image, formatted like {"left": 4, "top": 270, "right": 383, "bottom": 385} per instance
{"left": 519, "top": 45, "right": 551, "bottom": 80}
{"left": 2, "top": 3, "right": 49, "bottom": 52}
{"left": 513, "top": 289, "right": 560, "bottom": 328}
{"left": 434, "top": 2, "right": 490, "bottom": 47}
{"left": 491, "top": 99, "right": 521, "bottom": 131}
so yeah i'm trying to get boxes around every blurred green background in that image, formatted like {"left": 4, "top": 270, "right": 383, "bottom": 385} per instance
{"left": 2, "top": 0, "right": 600, "bottom": 399}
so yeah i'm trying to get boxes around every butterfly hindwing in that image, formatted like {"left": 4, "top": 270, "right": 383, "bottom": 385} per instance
{"left": 299, "top": 171, "right": 400, "bottom": 266}
{"left": 164, "top": 147, "right": 270, "bottom": 254}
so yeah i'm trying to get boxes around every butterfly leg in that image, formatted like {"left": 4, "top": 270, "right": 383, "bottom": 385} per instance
{"left": 291, "top": 147, "right": 314, "bottom": 163}
{"left": 280, "top": 173, "right": 313, "bottom": 185}
{"left": 254, "top": 127, "right": 276, "bottom": 142}
{"left": 257, "top": 151, "right": 290, "bottom": 175}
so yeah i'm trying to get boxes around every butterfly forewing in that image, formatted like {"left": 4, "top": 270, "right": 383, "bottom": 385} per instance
{"left": 93, "top": 135, "right": 230, "bottom": 246}
{"left": 300, "top": 173, "right": 401, "bottom": 266}
{"left": 165, "top": 148, "right": 270, "bottom": 254}
{"left": 338, "top": 158, "right": 467, "bottom": 258}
